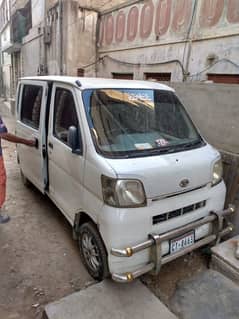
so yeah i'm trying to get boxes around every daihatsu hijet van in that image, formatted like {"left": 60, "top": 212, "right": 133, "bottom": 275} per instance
{"left": 16, "top": 76, "right": 234, "bottom": 282}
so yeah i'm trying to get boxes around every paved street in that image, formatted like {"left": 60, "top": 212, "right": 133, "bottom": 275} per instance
{"left": 44, "top": 280, "right": 178, "bottom": 319}
{"left": 171, "top": 270, "right": 239, "bottom": 319}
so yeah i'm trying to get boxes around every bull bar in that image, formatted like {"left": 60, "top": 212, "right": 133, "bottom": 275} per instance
{"left": 111, "top": 205, "right": 235, "bottom": 283}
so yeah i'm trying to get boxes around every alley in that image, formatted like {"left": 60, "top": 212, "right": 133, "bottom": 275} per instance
{"left": 0, "top": 0, "right": 239, "bottom": 318}
{"left": 0, "top": 102, "right": 91, "bottom": 319}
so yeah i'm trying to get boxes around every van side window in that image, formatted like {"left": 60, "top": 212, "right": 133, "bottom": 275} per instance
{"left": 53, "top": 88, "right": 79, "bottom": 146}
{"left": 20, "top": 85, "right": 43, "bottom": 129}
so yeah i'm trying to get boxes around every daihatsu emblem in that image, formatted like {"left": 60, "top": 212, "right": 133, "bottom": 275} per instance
{"left": 180, "top": 179, "right": 189, "bottom": 188}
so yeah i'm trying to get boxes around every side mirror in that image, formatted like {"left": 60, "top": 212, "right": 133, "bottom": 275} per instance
{"left": 68, "top": 126, "right": 82, "bottom": 155}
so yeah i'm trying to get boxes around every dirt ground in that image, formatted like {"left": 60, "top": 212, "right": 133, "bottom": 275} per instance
{"left": 0, "top": 104, "right": 92, "bottom": 319}
{"left": 0, "top": 102, "right": 208, "bottom": 318}
{"left": 142, "top": 251, "right": 208, "bottom": 306}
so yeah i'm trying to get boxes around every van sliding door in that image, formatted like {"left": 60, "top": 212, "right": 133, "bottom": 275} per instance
{"left": 47, "top": 84, "right": 85, "bottom": 223}
{"left": 16, "top": 81, "right": 48, "bottom": 193}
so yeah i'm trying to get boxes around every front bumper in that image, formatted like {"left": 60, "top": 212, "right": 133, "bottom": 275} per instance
{"left": 111, "top": 205, "right": 235, "bottom": 283}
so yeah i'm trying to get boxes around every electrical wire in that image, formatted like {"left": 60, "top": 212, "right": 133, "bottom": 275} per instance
{"left": 106, "top": 55, "right": 186, "bottom": 74}
{"left": 81, "top": 55, "right": 239, "bottom": 82}
{"left": 182, "top": 0, "right": 198, "bottom": 74}
{"left": 188, "top": 58, "right": 239, "bottom": 78}
{"left": 81, "top": 58, "right": 103, "bottom": 69}
{"left": 82, "top": 55, "right": 187, "bottom": 76}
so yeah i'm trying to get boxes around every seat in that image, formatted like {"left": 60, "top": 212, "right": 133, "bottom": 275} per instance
{"left": 54, "top": 91, "right": 69, "bottom": 142}
{"left": 31, "top": 89, "right": 42, "bottom": 128}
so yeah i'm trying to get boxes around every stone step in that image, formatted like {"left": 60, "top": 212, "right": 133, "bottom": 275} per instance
{"left": 170, "top": 270, "right": 239, "bottom": 319}
{"left": 210, "top": 235, "right": 239, "bottom": 284}
{"left": 43, "top": 279, "right": 178, "bottom": 319}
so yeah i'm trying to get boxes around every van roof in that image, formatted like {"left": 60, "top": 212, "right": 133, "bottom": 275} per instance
{"left": 21, "top": 76, "right": 174, "bottom": 91}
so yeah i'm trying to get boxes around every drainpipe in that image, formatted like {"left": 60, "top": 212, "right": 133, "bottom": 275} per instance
{"left": 59, "top": 0, "right": 63, "bottom": 75}
{"left": 183, "top": 0, "right": 198, "bottom": 81}
{"left": 43, "top": 0, "right": 47, "bottom": 75}
{"left": 95, "top": 12, "right": 100, "bottom": 77}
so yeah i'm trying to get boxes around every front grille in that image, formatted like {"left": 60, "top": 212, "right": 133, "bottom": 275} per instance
{"left": 151, "top": 184, "right": 207, "bottom": 201}
{"left": 152, "top": 200, "right": 206, "bottom": 225}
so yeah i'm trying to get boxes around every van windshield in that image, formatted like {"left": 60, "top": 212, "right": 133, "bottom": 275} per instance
{"left": 82, "top": 89, "right": 204, "bottom": 158}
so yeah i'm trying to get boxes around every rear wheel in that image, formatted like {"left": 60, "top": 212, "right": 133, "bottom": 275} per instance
{"left": 78, "top": 222, "right": 109, "bottom": 281}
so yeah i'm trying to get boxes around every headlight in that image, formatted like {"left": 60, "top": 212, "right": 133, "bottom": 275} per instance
{"left": 101, "top": 175, "right": 146, "bottom": 208}
{"left": 212, "top": 159, "right": 223, "bottom": 186}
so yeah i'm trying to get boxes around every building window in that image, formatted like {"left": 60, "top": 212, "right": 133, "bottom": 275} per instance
{"left": 77, "top": 68, "right": 85, "bottom": 77}
{"left": 144, "top": 73, "right": 171, "bottom": 82}
{"left": 20, "top": 85, "right": 43, "bottom": 129}
{"left": 207, "top": 74, "right": 239, "bottom": 84}
{"left": 112, "top": 73, "right": 133, "bottom": 80}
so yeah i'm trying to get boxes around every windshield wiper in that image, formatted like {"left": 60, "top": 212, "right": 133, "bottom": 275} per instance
{"left": 146, "top": 140, "right": 203, "bottom": 156}
{"left": 104, "top": 140, "right": 203, "bottom": 159}
{"left": 140, "top": 147, "right": 178, "bottom": 156}
{"left": 179, "top": 139, "right": 203, "bottom": 150}
{"left": 118, "top": 147, "right": 175, "bottom": 158}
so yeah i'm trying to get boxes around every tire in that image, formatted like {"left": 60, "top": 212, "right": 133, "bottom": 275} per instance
{"left": 78, "top": 222, "right": 109, "bottom": 281}
{"left": 20, "top": 170, "right": 31, "bottom": 188}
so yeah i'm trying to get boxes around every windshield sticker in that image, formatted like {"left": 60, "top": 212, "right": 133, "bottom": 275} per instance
{"left": 155, "top": 139, "right": 169, "bottom": 147}
{"left": 128, "top": 93, "right": 152, "bottom": 102}
{"left": 135, "top": 143, "right": 153, "bottom": 150}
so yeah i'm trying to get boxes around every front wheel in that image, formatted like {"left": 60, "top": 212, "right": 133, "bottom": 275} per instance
{"left": 78, "top": 222, "right": 109, "bottom": 281}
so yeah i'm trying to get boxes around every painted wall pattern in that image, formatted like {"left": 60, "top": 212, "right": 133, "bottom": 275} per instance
{"left": 98, "top": 0, "right": 239, "bottom": 51}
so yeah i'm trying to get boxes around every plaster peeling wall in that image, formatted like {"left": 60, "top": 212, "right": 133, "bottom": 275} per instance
{"left": 66, "top": 4, "right": 98, "bottom": 76}
{"left": 31, "top": 0, "right": 44, "bottom": 27}
{"left": 97, "top": 0, "right": 239, "bottom": 81}
{"left": 22, "top": 28, "right": 42, "bottom": 76}
{"left": 46, "top": 0, "right": 98, "bottom": 76}
{"left": 45, "top": 2, "right": 61, "bottom": 75}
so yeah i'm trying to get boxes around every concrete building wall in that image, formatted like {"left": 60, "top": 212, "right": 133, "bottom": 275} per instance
{"left": 45, "top": 1, "right": 61, "bottom": 74}
{"left": 46, "top": 0, "right": 58, "bottom": 10}
{"left": 10, "top": 0, "right": 33, "bottom": 97}
{"left": 45, "top": 0, "right": 128, "bottom": 12}
{"left": 1, "top": 24, "right": 10, "bottom": 49}
{"left": 17, "top": 0, "right": 127, "bottom": 78}
{"left": 169, "top": 82, "right": 239, "bottom": 154}
{"left": 45, "top": 0, "right": 98, "bottom": 76}
{"left": 11, "top": 0, "right": 29, "bottom": 13}
{"left": 2, "top": 62, "right": 11, "bottom": 96}
{"left": 96, "top": 44, "right": 185, "bottom": 80}
{"left": 21, "top": 0, "right": 45, "bottom": 76}
{"left": 21, "top": 27, "right": 44, "bottom": 76}
{"left": 65, "top": 2, "right": 98, "bottom": 76}
{"left": 31, "top": 0, "right": 44, "bottom": 27}
{"left": 97, "top": 0, "right": 239, "bottom": 81}
{"left": 0, "top": 0, "right": 12, "bottom": 98}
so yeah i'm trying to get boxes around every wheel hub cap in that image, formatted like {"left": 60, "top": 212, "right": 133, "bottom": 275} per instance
{"left": 82, "top": 233, "right": 100, "bottom": 271}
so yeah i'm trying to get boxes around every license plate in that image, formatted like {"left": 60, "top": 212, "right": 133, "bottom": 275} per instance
{"left": 170, "top": 231, "right": 195, "bottom": 254}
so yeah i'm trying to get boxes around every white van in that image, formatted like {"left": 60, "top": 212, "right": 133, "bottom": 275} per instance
{"left": 16, "top": 76, "right": 234, "bottom": 282}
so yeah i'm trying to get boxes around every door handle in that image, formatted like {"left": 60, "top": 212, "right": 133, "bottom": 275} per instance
{"left": 34, "top": 137, "right": 39, "bottom": 149}
{"left": 42, "top": 144, "right": 47, "bottom": 158}
{"left": 31, "top": 134, "right": 39, "bottom": 149}
{"left": 48, "top": 142, "right": 53, "bottom": 149}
